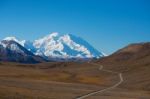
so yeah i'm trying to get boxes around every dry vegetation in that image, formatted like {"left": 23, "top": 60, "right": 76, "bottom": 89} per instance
{"left": 0, "top": 62, "right": 118, "bottom": 99}
{"left": 0, "top": 61, "right": 149, "bottom": 99}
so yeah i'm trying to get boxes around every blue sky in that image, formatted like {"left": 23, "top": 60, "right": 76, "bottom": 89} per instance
{"left": 0, "top": 0, "right": 150, "bottom": 54}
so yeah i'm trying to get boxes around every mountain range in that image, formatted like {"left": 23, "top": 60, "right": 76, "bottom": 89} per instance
{"left": 0, "top": 33, "right": 105, "bottom": 63}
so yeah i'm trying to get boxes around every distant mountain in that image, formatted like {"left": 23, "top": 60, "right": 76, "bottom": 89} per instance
{"left": 4, "top": 37, "right": 35, "bottom": 52}
{"left": 0, "top": 40, "right": 45, "bottom": 63}
{"left": 33, "top": 33, "right": 104, "bottom": 60}
{"left": 3, "top": 33, "right": 105, "bottom": 61}
{"left": 97, "top": 42, "right": 150, "bottom": 90}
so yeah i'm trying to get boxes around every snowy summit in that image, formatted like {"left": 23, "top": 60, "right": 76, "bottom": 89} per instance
{"left": 2, "top": 33, "right": 105, "bottom": 61}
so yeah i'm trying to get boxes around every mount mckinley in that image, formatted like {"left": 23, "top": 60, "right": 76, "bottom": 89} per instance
{"left": 0, "top": 33, "right": 105, "bottom": 63}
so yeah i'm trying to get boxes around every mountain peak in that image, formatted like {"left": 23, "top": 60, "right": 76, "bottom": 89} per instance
{"left": 43, "top": 32, "right": 59, "bottom": 40}
{"left": 48, "top": 32, "right": 59, "bottom": 37}
{"left": 2, "top": 36, "right": 34, "bottom": 52}
{"left": 3, "top": 36, "right": 27, "bottom": 46}
{"left": 3, "top": 36, "right": 18, "bottom": 41}
{"left": 33, "top": 32, "right": 104, "bottom": 59}
{"left": 0, "top": 40, "right": 45, "bottom": 63}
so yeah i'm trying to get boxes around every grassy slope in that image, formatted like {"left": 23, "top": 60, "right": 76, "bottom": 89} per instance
{"left": 97, "top": 43, "right": 150, "bottom": 91}
{"left": 0, "top": 61, "right": 149, "bottom": 99}
{"left": 0, "top": 62, "right": 117, "bottom": 99}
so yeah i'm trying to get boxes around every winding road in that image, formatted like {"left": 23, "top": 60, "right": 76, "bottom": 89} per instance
{"left": 76, "top": 63, "right": 124, "bottom": 99}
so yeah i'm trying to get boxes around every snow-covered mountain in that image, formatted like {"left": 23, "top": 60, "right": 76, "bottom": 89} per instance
{"left": 0, "top": 40, "right": 45, "bottom": 63}
{"left": 2, "top": 33, "right": 105, "bottom": 61}
{"left": 3, "top": 37, "right": 35, "bottom": 52}
{"left": 33, "top": 32, "right": 104, "bottom": 59}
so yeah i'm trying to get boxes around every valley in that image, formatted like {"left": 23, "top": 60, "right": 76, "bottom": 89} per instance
{"left": 0, "top": 61, "right": 149, "bottom": 99}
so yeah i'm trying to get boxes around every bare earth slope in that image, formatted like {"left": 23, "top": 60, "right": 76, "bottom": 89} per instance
{"left": 98, "top": 42, "right": 150, "bottom": 91}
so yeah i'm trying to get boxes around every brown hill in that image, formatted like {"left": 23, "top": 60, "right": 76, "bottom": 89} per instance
{"left": 97, "top": 42, "right": 150, "bottom": 91}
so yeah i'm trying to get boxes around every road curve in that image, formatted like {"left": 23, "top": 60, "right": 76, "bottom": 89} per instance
{"left": 76, "top": 63, "right": 124, "bottom": 99}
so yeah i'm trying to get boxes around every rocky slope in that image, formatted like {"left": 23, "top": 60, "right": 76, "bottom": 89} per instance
{"left": 0, "top": 40, "right": 45, "bottom": 63}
